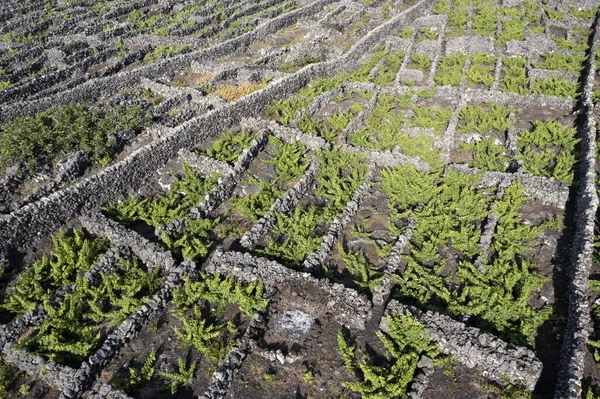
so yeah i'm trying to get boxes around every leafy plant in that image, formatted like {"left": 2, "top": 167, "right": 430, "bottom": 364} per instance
{"left": 410, "top": 54, "right": 431, "bottom": 72}
{"left": 117, "top": 350, "right": 156, "bottom": 392}
{"left": 160, "top": 358, "right": 196, "bottom": 394}
{"left": 173, "top": 274, "right": 268, "bottom": 318}
{"left": 0, "top": 103, "right": 149, "bottom": 176}
{"left": 460, "top": 136, "right": 509, "bottom": 172}
{"left": 2, "top": 229, "right": 110, "bottom": 315}
{"left": 434, "top": 55, "right": 467, "bottom": 86}
{"left": 265, "top": 136, "right": 308, "bottom": 182}
{"left": 373, "top": 50, "right": 406, "bottom": 86}
{"left": 499, "top": 56, "right": 529, "bottom": 94}
{"left": 232, "top": 179, "right": 283, "bottom": 222}
{"left": 498, "top": 18, "right": 525, "bottom": 44}
{"left": 458, "top": 104, "right": 514, "bottom": 134}
{"left": 534, "top": 52, "right": 586, "bottom": 74}
{"left": 568, "top": 5, "right": 599, "bottom": 19}
{"left": 205, "top": 129, "right": 255, "bottom": 164}
{"left": 173, "top": 306, "right": 230, "bottom": 360}
{"left": 433, "top": 0, "right": 449, "bottom": 14}
{"left": 278, "top": 55, "right": 325, "bottom": 73}
{"left": 143, "top": 44, "right": 190, "bottom": 63}
{"left": 104, "top": 164, "right": 219, "bottom": 227}
{"left": 396, "top": 27, "right": 414, "bottom": 38}
{"left": 161, "top": 218, "right": 219, "bottom": 261}
{"left": 338, "top": 243, "right": 384, "bottom": 295}
{"left": 543, "top": 6, "right": 563, "bottom": 20}
{"left": 338, "top": 312, "right": 440, "bottom": 398}
{"left": 516, "top": 120, "right": 579, "bottom": 185}
{"left": 466, "top": 53, "right": 496, "bottom": 88}
{"left": 472, "top": 0, "right": 497, "bottom": 36}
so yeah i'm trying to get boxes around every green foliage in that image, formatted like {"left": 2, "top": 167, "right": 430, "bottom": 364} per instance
{"left": 104, "top": 164, "right": 219, "bottom": 227}
{"left": 516, "top": 120, "right": 579, "bottom": 185}
{"left": 458, "top": 104, "right": 514, "bottom": 134}
{"left": 448, "top": 8, "right": 469, "bottom": 30}
{"left": 554, "top": 37, "right": 588, "bottom": 51}
{"left": 265, "top": 136, "right": 308, "bottom": 182}
{"left": 259, "top": 205, "right": 328, "bottom": 268}
{"left": 117, "top": 350, "right": 156, "bottom": 392}
{"left": 408, "top": 106, "right": 453, "bottom": 133}
{"left": 303, "top": 370, "right": 315, "bottom": 383}
{"left": 2, "top": 229, "right": 110, "bottom": 315}
{"left": 500, "top": 56, "right": 529, "bottom": 94}
{"left": 144, "top": 44, "right": 189, "bottom": 64}
{"left": 418, "top": 28, "right": 438, "bottom": 41}
{"left": 543, "top": 6, "right": 563, "bottom": 20}
{"left": 472, "top": 0, "right": 497, "bottom": 36}
{"left": 338, "top": 243, "right": 383, "bottom": 295}
{"left": 434, "top": 55, "right": 467, "bottom": 86}
{"left": 466, "top": 53, "right": 496, "bottom": 88}
{"left": 0, "top": 103, "right": 149, "bottom": 176}
{"left": 339, "top": 313, "right": 440, "bottom": 399}
{"left": 409, "top": 54, "right": 431, "bottom": 72}
{"left": 173, "top": 274, "right": 268, "bottom": 318}
{"left": 82, "top": 257, "right": 161, "bottom": 324}
{"left": 173, "top": 306, "right": 230, "bottom": 360}
{"left": 316, "top": 147, "right": 368, "bottom": 212}
{"left": 161, "top": 218, "right": 219, "bottom": 261}
{"left": 205, "top": 129, "right": 255, "bottom": 164}
{"left": 232, "top": 179, "right": 283, "bottom": 222}
{"left": 382, "top": 166, "right": 556, "bottom": 343}
{"left": 396, "top": 27, "right": 414, "bottom": 38}
{"left": 24, "top": 255, "right": 160, "bottom": 365}
{"left": 535, "top": 52, "right": 586, "bottom": 74}
{"left": 532, "top": 75, "right": 579, "bottom": 98}
{"left": 568, "top": 5, "right": 599, "bottom": 19}
{"left": 0, "top": 81, "right": 11, "bottom": 91}
{"left": 460, "top": 136, "right": 509, "bottom": 172}
{"left": 0, "top": 359, "right": 15, "bottom": 398}
{"left": 432, "top": 0, "right": 449, "bottom": 14}
{"left": 373, "top": 50, "right": 406, "bottom": 86}
{"left": 498, "top": 18, "right": 525, "bottom": 44}
{"left": 160, "top": 357, "right": 195, "bottom": 394}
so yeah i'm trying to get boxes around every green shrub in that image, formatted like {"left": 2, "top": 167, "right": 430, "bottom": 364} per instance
{"left": 265, "top": 136, "right": 308, "bottom": 182}
{"left": 472, "top": 0, "right": 497, "bottom": 36}
{"left": 0, "top": 81, "right": 11, "bottom": 90}
{"left": 338, "top": 312, "right": 441, "bottom": 398}
{"left": 543, "top": 6, "right": 563, "bottom": 20}
{"left": 498, "top": 18, "right": 525, "bottom": 44}
{"left": 409, "top": 54, "right": 432, "bottom": 72}
{"left": 104, "top": 164, "right": 219, "bottom": 227}
{"left": 160, "top": 358, "right": 195, "bottom": 394}
{"left": 373, "top": 51, "right": 406, "bottom": 86}
{"left": 434, "top": 55, "right": 467, "bottom": 86}
{"left": 382, "top": 165, "right": 559, "bottom": 344}
{"left": 205, "top": 129, "right": 255, "bottom": 164}
{"left": 338, "top": 243, "right": 383, "bottom": 295}
{"left": 460, "top": 136, "right": 509, "bottom": 172}
{"left": 516, "top": 120, "right": 579, "bottom": 185}
{"left": 458, "top": 104, "right": 514, "bottom": 134}
{"left": 143, "top": 44, "right": 189, "bottom": 63}
{"left": 531, "top": 75, "right": 579, "bottom": 98}
{"left": 396, "top": 27, "right": 414, "bottom": 38}
{"left": 466, "top": 53, "right": 496, "bottom": 88}
{"left": 432, "top": 0, "right": 449, "bottom": 14}
{"left": 2, "top": 229, "right": 110, "bottom": 315}
{"left": 568, "top": 5, "right": 599, "bottom": 18}
{"left": 499, "top": 56, "right": 529, "bottom": 94}
{"left": 534, "top": 52, "right": 586, "bottom": 74}
{"left": 0, "top": 103, "right": 149, "bottom": 176}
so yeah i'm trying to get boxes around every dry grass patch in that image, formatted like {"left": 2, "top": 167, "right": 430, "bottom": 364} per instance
{"left": 214, "top": 82, "right": 267, "bottom": 102}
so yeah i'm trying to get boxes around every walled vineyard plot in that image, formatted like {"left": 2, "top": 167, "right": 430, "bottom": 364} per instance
{"left": 0, "top": 0, "right": 599, "bottom": 398}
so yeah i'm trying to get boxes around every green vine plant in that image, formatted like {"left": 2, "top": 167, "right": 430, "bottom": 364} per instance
{"left": 337, "top": 312, "right": 445, "bottom": 398}
{"left": 460, "top": 136, "right": 510, "bottom": 172}
{"left": 104, "top": 164, "right": 220, "bottom": 227}
{"left": 531, "top": 75, "right": 579, "bottom": 98}
{"left": 114, "top": 350, "right": 156, "bottom": 393}
{"left": 466, "top": 53, "right": 496, "bottom": 88}
{"left": 2, "top": 229, "right": 110, "bottom": 315}
{"left": 534, "top": 52, "right": 586, "bottom": 74}
{"left": 22, "top": 256, "right": 161, "bottom": 365}
{"left": 499, "top": 56, "right": 530, "bottom": 95}
{"left": 160, "top": 357, "right": 196, "bottom": 394}
{"left": 338, "top": 243, "right": 384, "bottom": 296}
{"left": 296, "top": 102, "right": 363, "bottom": 142}
{"left": 170, "top": 274, "right": 267, "bottom": 360}
{"left": 516, "top": 120, "right": 579, "bottom": 185}
{"left": 457, "top": 103, "right": 514, "bottom": 134}
{"left": 204, "top": 128, "right": 255, "bottom": 164}
{"left": 372, "top": 50, "right": 406, "bottom": 86}
{"left": 434, "top": 54, "right": 467, "bottom": 86}
{"left": 161, "top": 218, "right": 220, "bottom": 261}
{"left": 256, "top": 148, "right": 367, "bottom": 268}
{"left": 472, "top": 0, "right": 497, "bottom": 36}
{"left": 265, "top": 47, "right": 387, "bottom": 125}
{"left": 381, "top": 165, "right": 560, "bottom": 344}
{"left": 0, "top": 103, "right": 149, "bottom": 177}
{"left": 409, "top": 54, "right": 432, "bottom": 72}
